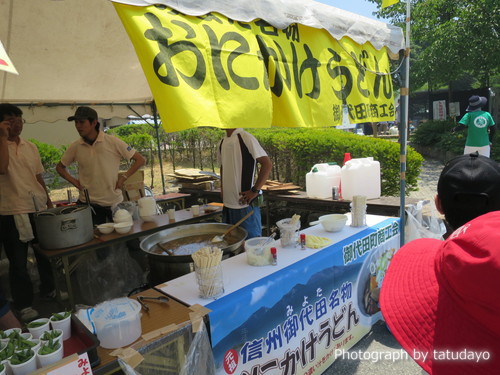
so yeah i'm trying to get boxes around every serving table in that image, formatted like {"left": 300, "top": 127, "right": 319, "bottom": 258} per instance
{"left": 160, "top": 214, "right": 400, "bottom": 375}
{"left": 35, "top": 207, "right": 222, "bottom": 309}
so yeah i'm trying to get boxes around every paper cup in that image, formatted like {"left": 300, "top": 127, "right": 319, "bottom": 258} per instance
{"left": 40, "top": 330, "right": 63, "bottom": 350}
{"left": 191, "top": 205, "right": 200, "bottom": 216}
{"left": 8, "top": 350, "right": 36, "bottom": 375}
{"left": 167, "top": 209, "right": 175, "bottom": 220}
{"left": 49, "top": 313, "right": 71, "bottom": 341}
{"left": 0, "top": 360, "right": 9, "bottom": 375}
{"left": 26, "top": 318, "right": 49, "bottom": 340}
{"left": 36, "top": 341, "right": 63, "bottom": 368}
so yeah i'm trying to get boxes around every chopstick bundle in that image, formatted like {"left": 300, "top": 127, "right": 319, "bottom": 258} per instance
{"left": 290, "top": 214, "right": 301, "bottom": 226}
{"left": 192, "top": 247, "right": 224, "bottom": 298}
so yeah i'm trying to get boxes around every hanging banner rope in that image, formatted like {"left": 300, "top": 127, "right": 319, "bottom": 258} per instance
{"left": 114, "top": 4, "right": 395, "bottom": 132}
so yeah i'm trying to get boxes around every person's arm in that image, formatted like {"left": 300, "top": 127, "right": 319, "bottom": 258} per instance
{"left": 452, "top": 123, "right": 466, "bottom": 133}
{"left": 252, "top": 155, "right": 272, "bottom": 191}
{"left": 56, "top": 162, "right": 82, "bottom": 191}
{"left": 239, "top": 155, "right": 272, "bottom": 205}
{"left": 489, "top": 125, "right": 496, "bottom": 143}
{"left": 0, "top": 121, "right": 10, "bottom": 174}
{"left": 36, "top": 174, "right": 53, "bottom": 209}
{"left": 115, "top": 151, "right": 146, "bottom": 190}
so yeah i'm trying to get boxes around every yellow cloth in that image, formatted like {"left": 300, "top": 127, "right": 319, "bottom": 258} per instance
{"left": 114, "top": 4, "right": 396, "bottom": 132}
{"left": 382, "top": 0, "right": 399, "bottom": 9}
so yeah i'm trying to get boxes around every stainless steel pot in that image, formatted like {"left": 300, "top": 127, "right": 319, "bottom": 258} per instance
{"left": 140, "top": 223, "right": 247, "bottom": 283}
{"left": 34, "top": 205, "right": 94, "bottom": 249}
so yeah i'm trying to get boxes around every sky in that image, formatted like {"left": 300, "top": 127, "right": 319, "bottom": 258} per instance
{"left": 315, "top": 0, "right": 387, "bottom": 21}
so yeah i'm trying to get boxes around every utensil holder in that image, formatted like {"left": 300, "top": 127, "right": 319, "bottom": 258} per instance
{"left": 276, "top": 218, "right": 300, "bottom": 247}
{"left": 194, "top": 263, "right": 224, "bottom": 299}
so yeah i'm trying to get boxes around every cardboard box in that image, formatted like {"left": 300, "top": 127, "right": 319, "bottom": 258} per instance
{"left": 120, "top": 170, "right": 145, "bottom": 201}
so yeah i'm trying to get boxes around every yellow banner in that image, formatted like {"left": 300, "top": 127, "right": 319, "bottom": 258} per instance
{"left": 114, "top": 4, "right": 395, "bottom": 132}
{"left": 382, "top": 0, "right": 400, "bottom": 9}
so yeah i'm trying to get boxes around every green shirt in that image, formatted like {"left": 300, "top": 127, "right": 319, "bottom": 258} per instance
{"left": 459, "top": 111, "right": 495, "bottom": 147}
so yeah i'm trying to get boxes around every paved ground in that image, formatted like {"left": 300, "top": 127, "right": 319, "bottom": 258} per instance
{"left": 324, "top": 157, "right": 444, "bottom": 375}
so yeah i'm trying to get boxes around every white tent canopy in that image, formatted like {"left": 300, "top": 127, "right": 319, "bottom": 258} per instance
{"left": 1, "top": 0, "right": 404, "bottom": 124}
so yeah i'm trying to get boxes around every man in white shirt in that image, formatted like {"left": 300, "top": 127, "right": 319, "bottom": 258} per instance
{"left": 0, "top": 104, "right": 56, "bottom": 321}
{"left": 218, "top": 128, "right": 272, "bottom": 238}
{"left": 56, "top": 106, "right": 145, "bottom": 224}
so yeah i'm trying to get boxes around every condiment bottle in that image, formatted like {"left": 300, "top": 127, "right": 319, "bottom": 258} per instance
{"left": 270, "top": 247, "right": 277, "bottom": 265}
{"left": 300, "top": 234, "right": 306, "bottom": 250}
{"left": 339, "top": 152, "right": 352, "bottom": 200}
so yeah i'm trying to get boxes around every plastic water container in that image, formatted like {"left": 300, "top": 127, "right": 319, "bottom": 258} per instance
{"left": 306, "top": 163, "right": 341, "bottom": 199}
{"left": 340, "top": 157, "right": 381, "bottom": 200}
{"left": 92, "top": 298, "right": 142, "bottom": 349}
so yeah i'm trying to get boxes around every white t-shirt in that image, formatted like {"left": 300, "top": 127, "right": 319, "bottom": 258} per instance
{"left": 218, "top": 129, "right": 267, "bottom": 209}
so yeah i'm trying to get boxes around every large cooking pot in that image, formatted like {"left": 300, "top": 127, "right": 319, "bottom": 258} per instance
{"left": 140, "top": 223, "right": 247, "bottom": 283}
{"left": 34, "top": 205, "right": 94, "bottom": 250}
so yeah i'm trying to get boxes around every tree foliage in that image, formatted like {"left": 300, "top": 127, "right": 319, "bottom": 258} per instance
{"left": 369, "top": 0, "right": 500, "bottom": 90}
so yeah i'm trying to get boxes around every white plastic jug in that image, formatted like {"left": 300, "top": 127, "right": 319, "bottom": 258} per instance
{"left": 340, "top": 157, "right": 381, "bottom": 200}
{"left": 306, "top": 163, "right": 341, "bottom": 199}
{"left": 138, "top": 197, "right": 157, "bottom": 217}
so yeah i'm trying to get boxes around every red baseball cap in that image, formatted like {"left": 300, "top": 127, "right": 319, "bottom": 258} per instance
{"left": 380, "top": 211, "right": 500, "bottom": 374}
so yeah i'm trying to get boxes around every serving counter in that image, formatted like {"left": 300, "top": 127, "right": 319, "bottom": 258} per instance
{"left": 35, "top": 207, "right": 222, "bottom": 309}
{"left": 160, "top": 214, "right": 400, "bottom": 375}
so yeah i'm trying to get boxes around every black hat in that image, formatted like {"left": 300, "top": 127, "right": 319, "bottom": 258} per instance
{"left": 68, "top": 106, "right": 98, "bottom": 121}
{"left": 438, "top": 152, "right": 500, "bottom": 210}
{"left": 466, "top": 95, "right": 487, "bottom": 112}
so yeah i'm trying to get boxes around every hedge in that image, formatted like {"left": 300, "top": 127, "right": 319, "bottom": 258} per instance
{"left": 34, "top": 126, "right": 423, "bottom": 196}
{"left": 248, "top": 127, "right": 423, "bottom": 197}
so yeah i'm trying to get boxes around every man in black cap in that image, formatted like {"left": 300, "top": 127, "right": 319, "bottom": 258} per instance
{"left": 454, "top": 95, "right": 496, "bottom": 157}
{"left": 435, "top": 152, "right": 500, "bottom": 235}
{"left": 56, "top": 106, "right": 145, "bottom": 224}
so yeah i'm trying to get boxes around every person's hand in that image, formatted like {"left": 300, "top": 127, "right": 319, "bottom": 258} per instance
{"left": 239, "top": 190, "right": 258, "bottom": 205}
{"left": 0, "top": 121, "right": 10, "bottom": 138}
{"left": 73, "top": 179, "right": 83, "bottom": 191}
{"left": 115, "top": 174, "right": 128, "bottom": 190}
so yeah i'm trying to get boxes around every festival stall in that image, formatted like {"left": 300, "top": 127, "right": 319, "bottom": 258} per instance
{"left": 0, "top": 0, "right": 409, "bottom": 373}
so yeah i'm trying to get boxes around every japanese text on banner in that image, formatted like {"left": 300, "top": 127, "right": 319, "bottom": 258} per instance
{"left": 114, "top": 4, "right": 395, "bottom": 132}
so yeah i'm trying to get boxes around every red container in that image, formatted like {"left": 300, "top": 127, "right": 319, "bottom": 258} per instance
{"left": 62, "top": 315, "right": 101, "bottom": 368}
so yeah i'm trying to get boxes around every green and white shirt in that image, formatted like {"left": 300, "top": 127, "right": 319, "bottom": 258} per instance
{"left": 459, "top": 110, "right": 495, "bottom": 147}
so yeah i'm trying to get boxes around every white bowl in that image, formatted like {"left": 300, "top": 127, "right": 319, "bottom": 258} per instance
{"left": 97, "top": 223, "right": 115, "bottom": 234}
{"left": 114, "top": 222, "right": 133, "bottom": 234}
{"left": 113, "top": 209, "right": 132, "bottom": 224}
{"left": 314, "top": 214, "right": 348, "bottom": 232}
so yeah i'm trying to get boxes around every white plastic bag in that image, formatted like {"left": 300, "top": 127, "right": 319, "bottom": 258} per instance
{"left": 405, "top": 200, "right": 446, "bottom": 243}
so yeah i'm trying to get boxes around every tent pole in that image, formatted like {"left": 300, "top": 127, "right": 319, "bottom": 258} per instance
{"left": 399, "top": 0, "right": 411, "bottom": 247}
{"left": 152, "top": 101, "right": 167, "bottom": 194}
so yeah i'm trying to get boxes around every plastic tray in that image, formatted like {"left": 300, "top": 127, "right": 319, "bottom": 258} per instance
{"left": 62, "top": 315, "right": 101, "bottom": 368}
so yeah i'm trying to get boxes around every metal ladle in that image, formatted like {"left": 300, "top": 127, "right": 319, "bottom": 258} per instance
{"left": 211, "top": 210, "right": 254, "bottom": 243}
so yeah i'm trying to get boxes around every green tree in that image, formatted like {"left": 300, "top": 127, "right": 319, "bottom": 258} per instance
{"left": 108, "top": 124, "right": 155, "bottom": 186}
{"left": 370, "top": 0, "right": 500, "bottom": 90}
